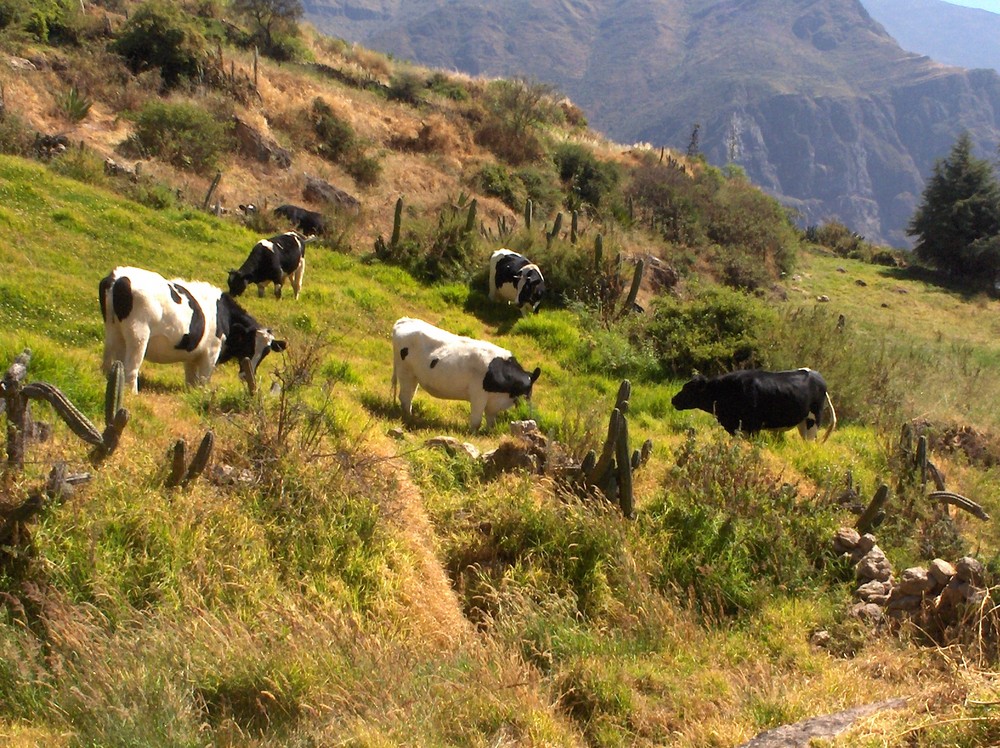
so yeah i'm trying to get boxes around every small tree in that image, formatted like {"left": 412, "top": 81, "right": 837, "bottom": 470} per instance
{"left": 908, "top": 132, "right": 1000, "bottom": 283}
{"left": 112, "top": 1, "right": 208, "bottom": 88}
{"left": 232, "top": 0, "right": 303, "bottom": 58}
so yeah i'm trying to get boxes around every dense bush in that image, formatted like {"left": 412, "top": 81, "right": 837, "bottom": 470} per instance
{"left": 310, "top": 98, "right": 380, "bottom": 186}
{"left": 644, "top": 433, "right": 838, "bottom": 616}
{"left": 643, "top": 285, "right": 777, "bottom": 376}
{"left": 474, "top": 79, "right": 559, "bottom": 165}
{"left": 553, "top": 142, "right": 621, "bottom": 213}
{"left": 475, "top": 162, "right": 524, "bottom": 209}
{"left": 387, "top": 71, "right": 425, "bottom": 106}
{"left": 374, "top": 198, "right": 480, "bottom": 282}
{"left": 112, "top": 1, "right": 209, "bottom": 89}
{"left": 126, "top": 100, "right": 230, "bottom": 173}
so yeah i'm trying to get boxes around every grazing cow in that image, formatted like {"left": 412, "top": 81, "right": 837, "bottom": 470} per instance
{"left": 100, "top": 266, "right": 287, "bottom": 393}
{"left": 228, "top": 231, "right": 309, "bottom": 299}
{"left": 488, "top": 249, "right": 546, "bottom": 314}
{"left": 391, "top": 317, "right": 541, "bottom": 430}
{"left": 671, "top": 368, "right": 836, "bottom": 442}
{"left": 273, "top": 204, "right": 326, "bottom": 235}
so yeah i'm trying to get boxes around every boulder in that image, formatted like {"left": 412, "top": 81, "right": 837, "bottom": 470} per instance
{"left": 425, "top": 436, "right": 481, "bottom": 461}
{"left": 833, "top": 527, "right": 861, "bottom": 555}
{"left": 303, "top": 175, "right": 361, "bottom": 213}
{"left": 233, "top": 117, "right": 292, "bottom": 168}
{"left": 856, "top": 547, "right": 893, "bottom": 583}
{"left": 849, "top": 602, "right": 884, "bottom": 623}
{"left": 956, "top": 556, "right": 984, "bottom": 585}
{"left": 896, "top": 567, "right": 934, "bottom": 596}
{"left": 928, "top": 558, "right": 956, "bottom": 588}
{"left": 856, "top": 579, "right": 891, "bottom": 603}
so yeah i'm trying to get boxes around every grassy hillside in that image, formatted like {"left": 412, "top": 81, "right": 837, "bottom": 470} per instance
{"left": 1, "top": 3, "right": 1000, "bottom": 745}
{"left": 2, "top": 156, "right": 1000, "bottom": 745}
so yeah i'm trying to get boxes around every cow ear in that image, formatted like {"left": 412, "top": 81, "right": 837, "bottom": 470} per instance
{"left": 270, "top": 339, "right": 288, "bottom": 352}
{"left": 530, "top": 367, "right": 541, "bottom": 383}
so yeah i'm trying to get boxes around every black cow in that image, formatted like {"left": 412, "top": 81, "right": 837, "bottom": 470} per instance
{"left": 671, "top": 368, "right": 836, "bottom": 441}
{"left": 488, "top": 248, "right": 546, "bottom": 315}
{"left": 228, "top": 231, "right": 309, "bottom": 299}
{"left": 273, "top": 204, "right": 326, "bottom": 235}
{"left": 100, "top": 266, "right": 286, "bottom": 393}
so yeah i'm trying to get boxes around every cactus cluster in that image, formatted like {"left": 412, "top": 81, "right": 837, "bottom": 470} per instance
{"left": 166, "top": 431, "right": 215, "bottom": 488}
{"left": 2, "top": 350, "right": 128, "bottom": 471}
{"left": 580, "top": 380, "right": 652, "bottom": 518}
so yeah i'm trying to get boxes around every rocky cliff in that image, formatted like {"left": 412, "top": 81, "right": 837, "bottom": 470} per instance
{"left": 304, "top": 0, "right": 1000, "bottom": 247}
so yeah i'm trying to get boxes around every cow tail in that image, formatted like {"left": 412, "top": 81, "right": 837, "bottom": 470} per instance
{"left": 821, "top": 392, "right": 837, "bottom": 443}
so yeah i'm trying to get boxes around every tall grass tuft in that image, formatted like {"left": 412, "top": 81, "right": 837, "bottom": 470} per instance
{"left": 644, "top": 432, "right": 839, "bottom": 616}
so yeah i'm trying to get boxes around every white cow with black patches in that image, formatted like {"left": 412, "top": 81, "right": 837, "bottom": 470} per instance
{"left": 391, "top": 317, "right": 541, "bottom": 430}
{"left": 488, "top": 249, "right": 546, "bottom": 315}
{"left": 228, "top": 230, "right": 310, "bottom": 300}
{"left": 100, "top": 266, "right": 286, "bottom": 393}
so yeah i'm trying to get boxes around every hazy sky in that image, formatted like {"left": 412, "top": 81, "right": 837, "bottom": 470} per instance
{"left": 946, "top": 0, "right": 1000, "bottom": 12}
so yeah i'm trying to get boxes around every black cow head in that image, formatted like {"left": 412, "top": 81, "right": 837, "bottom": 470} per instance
{"left": 484, "top": 357, "right": 541, "bottom": 400}
{"left": 517, "top": 270, "right": 546, "bottom": 314}
{"left": 227, "top": 270, "right": 249, "bottom": 297}
{"left": 671, "top": 375, "right": 711, "bottom": 411}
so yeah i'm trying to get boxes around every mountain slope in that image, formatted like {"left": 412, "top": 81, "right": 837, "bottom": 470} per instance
{"left": 862, "top": 0, "right": 1000, "bottom": 73}
{"left": 304, "top": 0, "right": 1000, "bottom": 247}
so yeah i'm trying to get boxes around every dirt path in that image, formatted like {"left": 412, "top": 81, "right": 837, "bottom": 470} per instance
{"left": 378, "top": 449, "right": 477, "bottom": 649}
{"left": 737, "top": 698, "right": 908, "bottom": 747}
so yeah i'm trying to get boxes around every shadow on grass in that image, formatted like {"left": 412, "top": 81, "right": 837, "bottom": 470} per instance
{"left": 875, "top": 264, "right": 996, "bottom": 301}
{"left": 359, "top": 391, "right": 466, "bottom": 434}
{"left": 463, "top": 290, "right": 520, "bottom": 334}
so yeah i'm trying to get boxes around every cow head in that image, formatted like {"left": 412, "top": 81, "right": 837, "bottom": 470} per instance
{"left": 222, "top": 322, "right": 286, "bottom": 375}
{"left": 227, "top": 270, "right": 249, "bottom": 298}
{"left": 484, "top": 357, "right": 541, "bottom": 401}
{"left": 517, "top": 267, "right": 546, "bottom": 314}
{"left": 671, "top": 375, "right": 711, "bottom": 411}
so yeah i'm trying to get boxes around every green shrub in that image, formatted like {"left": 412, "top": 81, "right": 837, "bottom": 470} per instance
{"left": 427, "top": 72, "right": 469, "bottom": 101}
{"left": 475, "top": 162, "right": 523, "bottom": 209}
{"left": 626, "top": 159, "right": 705, "bottom": 245}
{"left": 112, "top": 1, "right": 208, "bottom": 88}
{"left": 703, "top": 177, "right": 798, "bottom": 280}
{"left": 57, "top": 86, "right": 92, "bottom": 123}
{"left": 553, "top": 142, "right": 621, "bottom": 213}
{"left": 643, "top": 285, "right": 778, "bottom": 376}
{"left": 345, "top": 150, "right": 381, "bottom": 187}
{"left": 311, "top": 98, "right": 355, "bottom": 162}
{"left": 643, "top": 432, "right": 838, "bottom": 616}
{"left": 515, "top": 164, "right": 563, "bottom": 216}
{"left": 127, "top": 100, "right": 230, "bottom": 173}
{"left": 0, "top": 110, "right": 33, "bottom": 156}
{"left": 387, "top": 71, "right": 425, "bottom": 106}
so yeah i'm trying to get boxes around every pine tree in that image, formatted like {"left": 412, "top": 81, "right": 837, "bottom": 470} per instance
{"left": 908, "top": 132, "right": 1000, "bottom": 282}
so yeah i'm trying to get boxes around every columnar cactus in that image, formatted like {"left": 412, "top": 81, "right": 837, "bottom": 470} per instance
{"left": 391, "top": 196, "right": 403, "bottom": 248}
{"left": 524, "top": 199, "right": 533, "bottom": 230}
{"left": 581, "top": 380, "right": 652, "bottom": 518}
{"left": 571, "top": 210, "right": 578, "bottom": 244}
{"left": 166, "top": 431, "right": 215, "bottom": 488}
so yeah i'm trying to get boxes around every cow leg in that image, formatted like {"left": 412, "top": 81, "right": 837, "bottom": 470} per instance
{"left": 122, "top": 329, "right": 149, "bottom": 393}
{"left": 274, "top": 282, "right": 283, "bottom": 299}
{"left": 102, "top": 328, "right": 126, "bottom": 376}
{"left": 290, "top": 258, "right": 305, "bottom": 299}
{"left": 469, "top": 394, "right": 488, "bottom": 431}
{"left": 184, "top": 355, "right": 215, "bottom": 387}
{"left": 257, "top": 283, "right": 267, "bottom": 298}
{"left": 798, "top": 413, "right": 819, "bottom": 441}
{"left": 396, "top": 371, "right": 418, "bottom": 422}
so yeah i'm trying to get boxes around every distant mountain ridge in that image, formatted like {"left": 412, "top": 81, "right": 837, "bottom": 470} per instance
{"left": 861, "top": 0, "right": 1000, "bottom": 74}
{"left": 302, "top": 0, "right": 1000, "bottom": 247}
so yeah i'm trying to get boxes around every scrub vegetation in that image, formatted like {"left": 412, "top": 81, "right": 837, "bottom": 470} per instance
{"left": 1, "top": 2, "right": 1000, "bottom": 745}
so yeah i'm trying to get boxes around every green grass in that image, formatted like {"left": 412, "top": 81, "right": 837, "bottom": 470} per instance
{"left": 2, "top": 154, "right": 1000, "bottom": 745}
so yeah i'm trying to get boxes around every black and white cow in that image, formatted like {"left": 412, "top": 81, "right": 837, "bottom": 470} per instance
{"left": 100, "top": 266, "right": 287, "bottom": 393}
{"left": 391, "top": 317, "right": 541, "bottom": 430}
{"left": 671, "top": 368, "right": 837, "bottom": 442}
{"left": 228, "top": 231, "right": 309, "bottom": 299}
{"left": 273, "top": 204, "right": 326, "bottom": 235}
{"left": 488, "top": 249, "right": 546, "bottom": 315}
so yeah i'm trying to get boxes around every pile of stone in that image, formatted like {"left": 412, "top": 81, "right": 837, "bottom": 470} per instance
{"left": 834, "top": 527, "right": 990, "bottom": 630}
